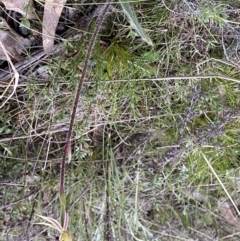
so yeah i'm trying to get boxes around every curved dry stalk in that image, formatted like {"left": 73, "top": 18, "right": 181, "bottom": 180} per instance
{"left": 59, "top": 0, "right": 113, "bottom": 202}
{"left": 0, "top": 40, "right": 19, "bottom": 108}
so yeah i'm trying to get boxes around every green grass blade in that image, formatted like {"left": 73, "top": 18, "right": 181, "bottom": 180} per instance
{"left": 119, "top": 0, "right": 153, "bottom": 46}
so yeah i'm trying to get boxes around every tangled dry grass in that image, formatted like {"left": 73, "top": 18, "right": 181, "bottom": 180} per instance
{"left": 1, "top": 0, "right": 240, "bottom": 240}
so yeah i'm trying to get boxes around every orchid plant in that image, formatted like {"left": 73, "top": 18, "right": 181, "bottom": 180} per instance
{"left": 35, "top": 1, "right": 152, "bottom": 240}
{"left": 36, "top": 212, "right": 72, "bottom": 241}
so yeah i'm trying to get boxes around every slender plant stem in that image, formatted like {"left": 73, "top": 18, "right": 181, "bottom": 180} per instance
{"left": 60, "top": 0, "right": 113, "bottom": 194}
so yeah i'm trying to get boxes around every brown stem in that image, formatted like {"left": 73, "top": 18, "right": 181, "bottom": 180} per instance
{"left": 60, "top": 1, "right": 112, "bottom": 194}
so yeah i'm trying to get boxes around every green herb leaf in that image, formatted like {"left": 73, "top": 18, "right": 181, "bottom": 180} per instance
{"left": 119, "top": 1, "right": 153, "bottom": 46}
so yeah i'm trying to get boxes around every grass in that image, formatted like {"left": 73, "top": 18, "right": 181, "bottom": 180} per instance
{"left": 1, "top": 0, "right": 240, "bottom": 240}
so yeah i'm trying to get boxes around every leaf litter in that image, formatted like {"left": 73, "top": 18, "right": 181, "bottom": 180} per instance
{"left": 1, "top": 0, "right": 36, "bottom": 19}
{"left": 0, "top": 18, "right": 29, "bottom": 61}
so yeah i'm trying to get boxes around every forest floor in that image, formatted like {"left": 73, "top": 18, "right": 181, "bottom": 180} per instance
{"left": 1, "top": 0, "right": 240, "bottom": 240}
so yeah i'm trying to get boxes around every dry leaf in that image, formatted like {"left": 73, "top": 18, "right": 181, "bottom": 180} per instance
{"left": 218, "top": 199, "right": 240, "bottom": 228}
{"left": 1, "top": 0, "right": 36, "bottom": 19}
{"left": 42, "top": 0, "right": 67, "bottom": 55}
{"left": 0, "top": 19, "right": 29, "bottom": 61}
{"left": 0, "top": 40, "right": 19, "bottom": 108}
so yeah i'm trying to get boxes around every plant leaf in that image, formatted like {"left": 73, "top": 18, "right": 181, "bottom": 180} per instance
{"left": 20, "top": 18, "right": 31, "bottom": 29}
{"left": 0, "top": 19, "right": 28, "bottom": 61}
{"left": 36, "top": 214, "right": 63, "bottom": 232}
{"left": 218, "top": 200, "right": 240, "bottom": 228}
{"left": 1, "top": 0, "right": 36, "bottom": 19}
{"left": 42, "top": 0, "right": 67, "bottom": 55}
{"left": 119, "top": 0, "right": 153, "bottom": 46}
{"left": 35, "top": 222, "right": 62, "bottom": 231}
{"left": 63, "top": 211, "right": 69, "bottom": 230}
